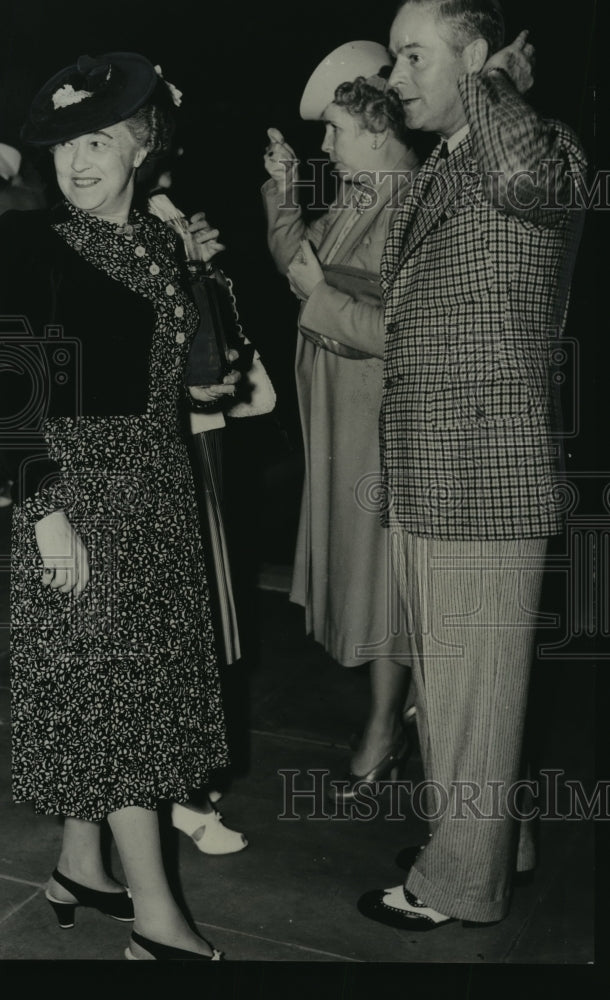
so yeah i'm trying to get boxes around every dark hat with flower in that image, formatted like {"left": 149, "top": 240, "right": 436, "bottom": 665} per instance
{"left": 21, "top": 52, "right": 180, "bottom": 147}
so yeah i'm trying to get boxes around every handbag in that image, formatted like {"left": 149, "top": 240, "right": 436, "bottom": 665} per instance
{"left": 183, "top": 262, "right": 235, "bottom": 386}
{"left": 185, "top": 263, "right": 276, "bottom": 417}
{"left": 148, "top": 193, "right": 275, "bottom": 416}
{"left": 298, "top": 263, "right": 383, "bottom": 360}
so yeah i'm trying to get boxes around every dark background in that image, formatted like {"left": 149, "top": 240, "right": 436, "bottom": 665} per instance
{"left": 0, "top": 2, "right": 604, "bottom": 985}
{"left": 0, "top": 0, "right": 601, "bottom": 567}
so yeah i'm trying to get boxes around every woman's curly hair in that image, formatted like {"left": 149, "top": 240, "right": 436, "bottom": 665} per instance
{"left": 333, "top": 76, "right": 411, "bottom": 146}
{"left": 124, "top": 101, "right": 174, "bottom": 159}
{"left": 123, "top": 80, "right": 176, "bottom": 185}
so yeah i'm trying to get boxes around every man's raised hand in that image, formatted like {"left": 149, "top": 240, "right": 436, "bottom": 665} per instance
{"left": 484, "top": 30, "right": 535, "bottom": 94}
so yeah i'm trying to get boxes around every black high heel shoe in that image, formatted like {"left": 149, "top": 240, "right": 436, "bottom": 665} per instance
{"left": 45, "top": 868, "right": 134, "bottom": 929}
{"left": 125, "top": 930, "right": 223, "bottom": 961}
{"left": 327, "top": 732, "right": 411, "bottom": 804}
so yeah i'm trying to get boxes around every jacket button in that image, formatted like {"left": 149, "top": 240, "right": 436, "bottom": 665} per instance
{"left": 387, "top": 322, "right": 397, "bottom": 335}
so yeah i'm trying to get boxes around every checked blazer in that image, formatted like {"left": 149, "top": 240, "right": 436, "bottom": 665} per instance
{"left": 380, "top": 72, "right": 587, "bottom": 540}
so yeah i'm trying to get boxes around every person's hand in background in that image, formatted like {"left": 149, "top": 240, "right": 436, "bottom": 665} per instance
{"left": 188, "top": 349, "right": 241, "bottom": 404}
{"left": 187, "top": 211, "right": 225, "bottom": 262}
{"left": 287, "top": 239, "right": 325, "bottom": 300}
{"left": 264, "top": 128, "right": 299, "bottom": 194}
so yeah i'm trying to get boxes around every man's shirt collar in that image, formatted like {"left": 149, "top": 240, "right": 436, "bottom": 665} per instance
{"left": 445, "top": 123, "right": 470, "bottom": 154}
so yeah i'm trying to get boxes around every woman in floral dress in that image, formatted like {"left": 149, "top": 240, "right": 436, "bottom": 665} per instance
{"left": 0, "top": 51, "right": 237, "bottom": 960}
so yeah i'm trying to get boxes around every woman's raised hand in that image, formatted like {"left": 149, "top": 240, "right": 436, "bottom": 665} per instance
{"left": 264, "top": 128, "right": 298, "bottom": 191}
{"left": 35, "top": 510, "right": 90, "bottom": 597}
{"left": 187, "top": 211, "right": 226, "bottom": 263}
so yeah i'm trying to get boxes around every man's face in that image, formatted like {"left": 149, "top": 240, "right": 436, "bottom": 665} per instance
{"left": 387, "top": 2, "right": 469, "bottom": 137}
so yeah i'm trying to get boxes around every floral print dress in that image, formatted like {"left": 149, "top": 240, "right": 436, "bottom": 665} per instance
{"left": 10, "top": 204, "right": 229, "bottom": 822}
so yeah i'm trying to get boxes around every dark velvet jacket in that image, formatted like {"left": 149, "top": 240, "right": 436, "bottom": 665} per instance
{"left": 0, "top": 204, "right": 172, "bottom": 504}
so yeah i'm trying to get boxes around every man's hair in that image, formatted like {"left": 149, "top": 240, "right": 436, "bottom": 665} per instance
{"left": 398, "top": 0, "right": 505, "bottom": 55}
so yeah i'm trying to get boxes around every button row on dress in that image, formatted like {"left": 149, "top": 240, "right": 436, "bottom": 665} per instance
{"left": 134, "top": 258, "right": 182, "bottom": 343}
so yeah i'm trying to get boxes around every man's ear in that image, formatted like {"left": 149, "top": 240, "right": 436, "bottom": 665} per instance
{"left": 463, "top": 37, "right": 489, "bottom": 73}
{"left": 134, "top": 148, "right": 148, "bottom": 169}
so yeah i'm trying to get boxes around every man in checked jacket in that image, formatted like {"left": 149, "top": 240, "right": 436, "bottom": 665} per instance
{"left": 357, "top": 0, "right": 587, "bottom": 930}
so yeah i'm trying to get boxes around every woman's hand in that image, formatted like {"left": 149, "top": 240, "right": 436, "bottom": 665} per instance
{"left": 34, "top": 510, "right": 90, "bottom": 597}
{"left": 287, "top": 239, "right": 325, "bottom": 301}
{"left": 264, "top": 128, "right": 299, "bottom": 192}
{"left": 187, "top": 211, "right": 226, "bottom": 263}
{"left": 188, "top": 349, "right": 241, "bottom": 404}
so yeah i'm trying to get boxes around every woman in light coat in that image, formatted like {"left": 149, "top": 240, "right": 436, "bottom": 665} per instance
{"left": 263, "top": 56, "right": 420, "bottom": 793}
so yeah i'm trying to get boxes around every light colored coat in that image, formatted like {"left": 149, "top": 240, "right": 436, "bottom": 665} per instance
{"left": 263, "top": 152, "right": 419, "bottom": 665}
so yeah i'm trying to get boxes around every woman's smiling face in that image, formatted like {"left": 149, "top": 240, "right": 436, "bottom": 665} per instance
{"left": 52, "top": 121, "right": 147, "bottom": 221}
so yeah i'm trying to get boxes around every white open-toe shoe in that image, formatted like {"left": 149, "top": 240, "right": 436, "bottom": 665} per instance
{"left": 171, "top": 802, "right": 248, "bottom": 855}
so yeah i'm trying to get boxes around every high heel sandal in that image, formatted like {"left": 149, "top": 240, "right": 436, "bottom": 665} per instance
{"left": 328, "top": 732, "right": 411, "bottom": 804}
{"left": 125, "top": 930, "right": 223, "bottom": 961}
{"left": 171, "top": 802, "right": 248, "bottom": 855}
{"left": 45, "top": 868, "right": 134, "bottom": 928}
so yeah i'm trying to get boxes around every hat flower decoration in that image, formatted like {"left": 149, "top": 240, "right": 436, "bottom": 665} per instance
{"left": 51, "top": 56, "right": 112, "bottom": 111}
{"left": 154, "top": 65, "right": 182, "bottom": 107}
{"left": 51, "top": 84, "right": 93, "bottom": 110}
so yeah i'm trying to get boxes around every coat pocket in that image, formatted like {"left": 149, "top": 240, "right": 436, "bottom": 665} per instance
{"left": 428, "top": 329, "right": 534, "bottom": 431}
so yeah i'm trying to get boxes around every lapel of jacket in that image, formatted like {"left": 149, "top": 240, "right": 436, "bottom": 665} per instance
{"left": 381, "top": 143, "right": 443, "bottom": 289}
{"left": 317, "top": 150, "right": 419, "bottom": 264}
{"left": 315, "top": 184, "right": 364, "bottom": 263}
{"left": 382, "top": 135, "right": 473, "bottom": 293}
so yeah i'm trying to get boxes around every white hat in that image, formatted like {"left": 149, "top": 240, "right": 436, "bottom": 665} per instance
{"left": 0, "top": 143, "right": 21, "bottom": 181}
{"left": 299, "top": 41, "right": 391, "bottom": 121}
